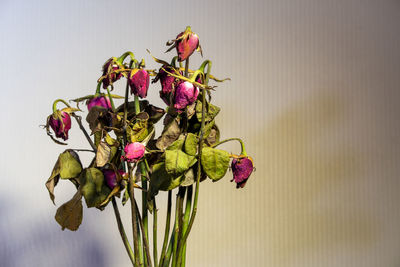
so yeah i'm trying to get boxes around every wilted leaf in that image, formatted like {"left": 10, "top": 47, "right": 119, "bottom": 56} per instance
{"left": 149, "top": 162, "right": 182, "bottom": 196}
{"left": 45, "top": 158, "right": 61, "bottom": 204}
{"left": 184, "top": 133, "right": 198, "bottom": 156}
{"left": 196, "top": 100, "right": 220, "bottom": 123}
{"left": 96, "top": 141, "right": 111, "bottom": 167}
{"left": 156, "top": 117, "right": 181, "bottom": 150}
{"left": 86, "top": 106, "right": 108, "bottom": 134}
{"left": 59, "top": 150, "right": 83, "bottom": 179}
{"left": 201, "top": 147, "right": 230, "bottom": 181}
{"left": 80, "top": 168, "right": 111, "bottom": 208}
{"left": 180, "top": 168, "right": 195, "bottom": 187}
{"left": 205, "top": 124, "right": 220, "bottom": 146}
{"left": 165, "top": 150, "right": 196, "bottom": 177}
{"left": 144, "top": 104, "right": 165, "bottom": 124}
{"left": 55, "top": 191, "right": 83, "bottom": 231}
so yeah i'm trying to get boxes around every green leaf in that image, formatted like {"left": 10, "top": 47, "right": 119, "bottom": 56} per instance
{"left": 165, "top": 150, "right": 196, "bottom": 177}
{"left": 55, "top": 191, "right": 83, "bottom": 231}
{"left": 196, "top": 101, "right": 220, "bottom": 123}
{"left": 80, "top": 168, "right": 111, "bottom": 208}
{"left": 184, "top": 133, "right": 199, "bottom": 156}
{"left": 149, "top": 162, "right": 182, "bottom": 196}
{"left": 59, "top": 150, "right": 83, "bottom": 179}
{"left": 201, "top": 147, "right": 230, "bottom": 181}
{"left": 166, "top": 138, "right": 184, "bottom": 151}
{"left": 180, "top": 168, "right": 195, "bottom": 187}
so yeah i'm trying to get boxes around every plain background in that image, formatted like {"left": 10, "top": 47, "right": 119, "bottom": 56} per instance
{"left": 1, "top": 0, "right": 400, "bottom": 266}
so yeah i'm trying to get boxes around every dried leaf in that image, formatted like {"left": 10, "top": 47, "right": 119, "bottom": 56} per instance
{"left": 80, "top": 168, "right": 111, "bottom": 208}
{"left": 96, "top": 141, "right": 111, "bottom": 167}
{"left": 55, "top": 191, "right": 83, "bottom": 231}
{"left": 156, "top": 117, "right": 181, "bottom": 150}
{"left": 184, "top": 133, "right": 199, "bottom": 156}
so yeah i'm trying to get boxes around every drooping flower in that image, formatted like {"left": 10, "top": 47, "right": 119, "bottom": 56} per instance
{"left": 121, "top": 142, "right": 145, "bottom": 163}
{"left": 231, "top": 156, "right": 254, "bottom": 188}
{"left": 87, "top": 96, "right": 112, "bottom": 111}
{"left": 103, "top": 169, "right": 125, "bottom": 189}
{"left": 175, "top": 27, "right": 200, "bottom": 62}
{"left": 129, "top": 69, "right": 150, "bottom": 98}
{"left": 102, "top": 58, "right": 122, "bottom": 89}
{"left": 48, "top": 111, "right": 72, "bottom": 141}
{"left": 173, "top": 81, "right": 199, "bottom": 112}
{"left": 156, "top": 65, "right": 181, "bottom": 105}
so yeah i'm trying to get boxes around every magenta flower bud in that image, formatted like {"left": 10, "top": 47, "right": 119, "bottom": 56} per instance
{"left": 158, "top": 65, "right": 180, "bottom": 105}
{"left": 102, "top": 58, "right": 122, "bottom": 89}
{"left": 129, "top": 69, "right": 150, "bottom": 98}
{"left": 176, "top": 29, "right": 199, "bottom": 62}
{"left": 87, "top": 96, "right": 112, "bottom": 111}
{"left": 122, "top": 142, "right": 145, "bottom": 163}
{"left": 103, "top": 169, "right": 125, "bottom": 189}
{"left": 49, "top": 111, "right": 72, "bottom": 141}
{"left": 173, "top": 81, "right": 199, "bottom": 111}
{"left": 231, "top": 157, "right": 254, "bottom": 188}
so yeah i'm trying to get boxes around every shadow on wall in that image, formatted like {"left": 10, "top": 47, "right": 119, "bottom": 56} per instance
{"left": 0, "top": 197, "right": 107, "bottom": 267}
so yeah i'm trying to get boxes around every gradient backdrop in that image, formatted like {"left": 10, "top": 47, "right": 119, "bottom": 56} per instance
{"left": 1, "top": 0, "right": 399, "bottom": 266}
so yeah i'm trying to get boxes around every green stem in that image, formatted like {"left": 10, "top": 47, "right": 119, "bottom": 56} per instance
{"left": 130, "top": 169, "right": 141, "bottom": 267}
{"left": 171, "top": 192, "right": 182, "bottom": 267}
{"left": 118, "top": 51, "right": 136, "bottom": 64}
{"left": 153, "top": 199, "right": 158, "bottom": 267}
{"left": 210, "top": 138, "right": 247, "bottom": 156}
{"left": 52, "top": 99, "right": 70, "bottom": 112}
{"left": 178, "top": 186, "right": 192, "bottom": 267}
{"left": 112, "top": 197, "right": 135, "bottom": 266}
{"left": 163, "top": 226, "right": 175, "bottom": 267}
{"left": 135, "top": 200, "right": 153, "bottom": 267}
{"left": 159, "top": 191, "right": 172, "bottom": 266}
{"left": 95, "top": 81, "right": 102, "bottom": 95}
{"left": 106, "top": 87, "right": 116, "bottom": 112}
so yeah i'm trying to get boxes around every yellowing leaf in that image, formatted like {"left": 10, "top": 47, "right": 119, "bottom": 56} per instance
{"left": 55, "top": 191, "right": 83, "bottom": 231}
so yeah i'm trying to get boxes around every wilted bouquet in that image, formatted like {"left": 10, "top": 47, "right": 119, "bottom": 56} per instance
{"left": 44, "top": 26, "right": 254, "bottom": 267}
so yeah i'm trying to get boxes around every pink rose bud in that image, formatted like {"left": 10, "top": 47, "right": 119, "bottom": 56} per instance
{"left": 103, "top": 169, "right": 125, "bottom": 189}
{"left": 231, "top": 157, "right": 254, "bottom": 188}
{"left": 87, "top": 96, "right": 112, "bottom": 111}
{"left": 102, "top": 58, "right": 122, "bottom": 89}
{"left": 49, "top": 111, "right": 72, "bottom": 141}
{"left": 129, "top": 69, "right": 150, "bottom": 98}
{"left": 173, "top": 81, "right": 199, "bottom": 111}
{"left": 122, "top": 142, "right": 145, "bottom": 163}
{"left": 176, "top": 28, "right": 199, "bottom": 62}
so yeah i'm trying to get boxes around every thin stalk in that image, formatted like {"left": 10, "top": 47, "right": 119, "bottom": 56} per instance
{"left": 163, "top": 227, "right": 175, "bottom": 267}
{"left": 153, "top": 199, "right": 158, "bottom": 267}
{"left": 171, "top": 193, "right": 182, "bottom": 267}
{"left": 159, "top": 191, "right": 172, "bottom": 266}
{"left": 210, "top": 137, "right": 247, "bottom": 156}
{"left": 135, "top": 200, "right": 153, "bottom": 267}
{"left": 112, "top": 198, "right": 135, "bottom": 266}
{"left": 177, "top": 186, "right": 192, "bottom": 266}
{"left": 72, "top": 114, "right": 96, "bottom": 152}
{"left": 130, "top": 169, "right": 141, "bottom": 267}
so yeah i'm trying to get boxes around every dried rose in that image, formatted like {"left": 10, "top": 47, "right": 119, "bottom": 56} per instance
{"left": 176, "top": 27, "right": 200, "bottom": 62}
{"left": 121, "top": 142, "right": 145, "bottom": 163}
{"left": 102, "top": 58, "right": 122, "bottom": 89}
{"left": 87, "top": 96, "right": 111, "bottom": 111}
{"left": 49, "top": 111, "right": 72, "bottom": 141}
{"left": 103, "top": 169, "right": 125, "bottom": 189}
{"left": 231, "top": 157, "right": 254, "bottom": 188}
{"left": 129, "top": 69, "right": 150, "bottom": 98}
{"left": 173, "top": 81, "right": 199, "bottom": 112}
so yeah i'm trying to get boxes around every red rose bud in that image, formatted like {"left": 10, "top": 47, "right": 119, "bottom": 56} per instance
{"left": 49, "top": 111, "right": 72, "bottom": 141}
{"left": 87, "top": 96, "right": 112, "bottom": 111}
{"left": 176, "top": 28, "right": 199, "bottom": 62}
{"left": 173, "top": 81, "right": 199, "bottom": 111}
{"left": 129, "top": 69, "right": 150, "bottom": 98}
{"left": 102, "top": 58, "right": 122, "bottom": 89}
{"left": 121, "top": 142, "right": 145, "bottom": 163}
{"left": 231, "top": 157, "right": 254, "bottom": 188}
{"left": 103, "top": 169, "right": 125, "bottom": 189}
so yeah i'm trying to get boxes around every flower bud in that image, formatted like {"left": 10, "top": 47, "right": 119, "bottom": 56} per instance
{"left": 102, "top": 58, "right": 122, "bottom": 89}
{"left": 173, "top": 81, "right": 199, "bottom": 111}
{"left": 49, "top": 111, "right": 72, "bottom": 141}
{"left": 103, "top": 169, "right": 125, "bottom": 189}
{"left": 231, "top": 157, "right": 254, "bottom": 188}
{"left": 87, "top": 96, "right": 112, "bottom": 111}
{"left": 129, "top": 69, "right": 150, "bottom": 98}
{"left": 121, "top": 142, "right": 145, "bottom": 163}
{"left": 176, "top": 28, "right": 199, "bottom": 62}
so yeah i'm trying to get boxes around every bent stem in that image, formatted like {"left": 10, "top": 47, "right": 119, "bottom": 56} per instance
{"left": 211, "top": 137, "right": 247, "bottom": 156}
{"left": 112, "top": 197, "right": 135, "bottom": 266}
